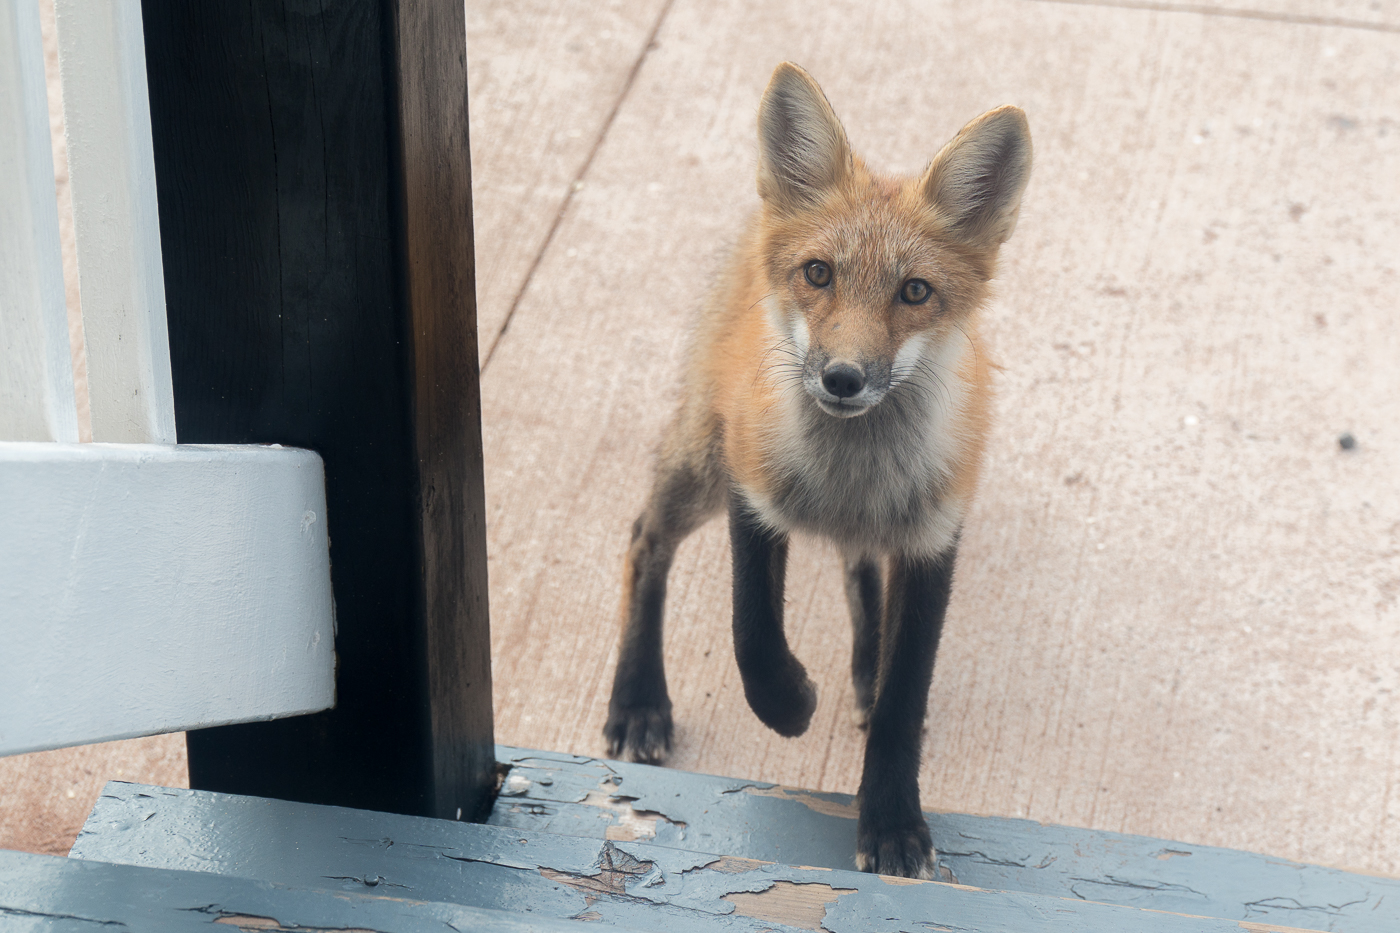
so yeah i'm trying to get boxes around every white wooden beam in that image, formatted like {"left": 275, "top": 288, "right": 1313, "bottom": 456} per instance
{"left": 0, "top": 0, "right": 78, "bottom": 443}
{"left": 0, "top": 443, "right": 336, "bottom": 757}
{"left": 53, "top": 0, "right": 176, "bottom": 444}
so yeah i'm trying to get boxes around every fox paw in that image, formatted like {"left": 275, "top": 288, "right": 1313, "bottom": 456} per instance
{"left": 856, "top": 821, "right": 935, "bottom": 879}
{"left": 743, "top": 660, "right": 817, "bottom": 737}
{"left": 603, "top": 706, "right": 673, "bottom": 764}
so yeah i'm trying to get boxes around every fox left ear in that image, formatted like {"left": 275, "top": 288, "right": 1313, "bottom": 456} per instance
{"left": 756, "top": 62, "right": 852, "bottom": 209}
{"left": 921, "top": 105, "right": 1032, "bottom": 249}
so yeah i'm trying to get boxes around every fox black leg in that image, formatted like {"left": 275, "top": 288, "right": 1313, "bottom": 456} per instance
{"left": 729, "top": 492, "right": 817, "bottom": 737}
{"left": 606, "top": 461, "right": 720, "bottom": 762}
{"left": 844, "top": 554, "right": 883, "bottom": 728}
{"left": 855, "top": 543, "right": 957, "bottom": 879}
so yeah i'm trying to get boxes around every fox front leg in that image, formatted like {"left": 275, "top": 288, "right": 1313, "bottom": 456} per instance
{"left": 844, "top": 554, "right": 883, "bottom": 728}
{"left": 606, "top": 460, "right": 720, "bottom": 762}
{"left": 729, "top": 493, "right": 817, "bottom": 737}
{"left": 855, "top": 545, "right": 957, "bottom": 879}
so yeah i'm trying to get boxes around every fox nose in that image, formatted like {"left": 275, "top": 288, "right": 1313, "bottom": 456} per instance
{"left": 821, "top": 363, "right": 865, "bottom": 398}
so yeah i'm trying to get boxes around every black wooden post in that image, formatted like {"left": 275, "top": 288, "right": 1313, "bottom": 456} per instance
{"left": 140, "top": 0, "right": 494, "bottom": 821}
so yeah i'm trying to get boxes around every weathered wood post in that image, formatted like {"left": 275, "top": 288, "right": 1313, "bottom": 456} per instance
{"left": 140, "top": 0, "right": 494, "bottom": 821}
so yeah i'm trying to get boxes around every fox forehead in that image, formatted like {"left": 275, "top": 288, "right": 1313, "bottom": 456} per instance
{"left": 760, "top": 174, "right": 988, "bottom": 311}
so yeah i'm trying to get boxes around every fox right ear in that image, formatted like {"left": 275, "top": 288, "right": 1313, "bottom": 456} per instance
{"left": 756, "top": 63, "right": 852, "bottom": 208}
{"left": 921, "top": 105, "right": 1032, "bottom": 250}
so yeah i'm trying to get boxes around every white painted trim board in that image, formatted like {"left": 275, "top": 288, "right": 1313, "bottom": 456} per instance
{"left": 0, "top": 443, "right": 336, "bottom": 757}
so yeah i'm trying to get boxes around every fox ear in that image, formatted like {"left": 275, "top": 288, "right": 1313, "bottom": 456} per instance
{"left": 921, "top": 105, "right": 1032, "bottom": 249}
{"left": 756, "top": 63, "right": 852, "bottom": 207}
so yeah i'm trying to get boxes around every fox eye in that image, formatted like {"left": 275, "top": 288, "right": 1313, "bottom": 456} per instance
{"left": 900, "top": 279, "right": 932, "bottom": 305}
{"left": 804, "top": 260, "right": 832, "bottom": 288}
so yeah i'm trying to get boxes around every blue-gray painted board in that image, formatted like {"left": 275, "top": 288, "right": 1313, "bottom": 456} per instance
{"left": 0, "top": 848, "right": 605, "bottom": 932}
{"left": 489, "top": 745, "right": 1400, "bottom": 932}
{"left": 76, "top": 782, "right": 1319, "bottom": 933}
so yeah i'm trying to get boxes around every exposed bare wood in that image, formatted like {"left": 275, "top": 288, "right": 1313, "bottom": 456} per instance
{"left": 723, "top": 880, "right": 856, "bottom": 931}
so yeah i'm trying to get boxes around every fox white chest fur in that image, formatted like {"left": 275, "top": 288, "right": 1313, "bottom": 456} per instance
{"left": 739, "top": 315, "right": 975, "bottom": 559}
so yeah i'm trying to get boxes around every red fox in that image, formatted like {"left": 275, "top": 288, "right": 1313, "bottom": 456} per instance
{"left": 605, "top": 62, "right": 1031, "bottom": 879}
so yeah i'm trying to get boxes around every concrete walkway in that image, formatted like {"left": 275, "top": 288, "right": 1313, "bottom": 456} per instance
{"left": 5, "top": 0, "right": 1397, "bottom": 878}
{"left": 474, "top": 0, "right": 1400, "bottom": 877}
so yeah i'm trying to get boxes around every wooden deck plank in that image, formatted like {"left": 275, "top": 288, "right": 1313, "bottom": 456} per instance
{"left": 0, "top": 848, "right": 593, "bottom": 932}
{"left": 73, "top": 781, "right": 1327, "bottom": 933}
{"left": 489, "top": 746, "right": 1400, "bottom": 930}
{"left": 477, "top": 0, "right": 1400, "bottom": 876}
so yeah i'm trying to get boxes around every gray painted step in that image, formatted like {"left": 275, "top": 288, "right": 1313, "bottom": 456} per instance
{"left": 0, "top": 847, "right": 602, "bottom": 932}
{"left": 490, "top": 745, "right": 1400, "bottom": 932}
{"left": 77, "top": 781, "right": 1320, "bottom": 933}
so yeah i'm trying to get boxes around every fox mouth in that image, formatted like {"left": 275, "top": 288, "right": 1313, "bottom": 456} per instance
{"left": 806, "top": 383, "right": 879, "bottom": 417}
{"left": 811, "top": 393, "right": 877, "bottom": 419}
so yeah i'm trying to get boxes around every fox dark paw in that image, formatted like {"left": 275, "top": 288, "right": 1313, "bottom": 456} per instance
{"left": 742, "top": 658, "right": 817, "bottom": 737}
{"left": 603, "top": 705, "right": 673, "bottom": 764}
{"left": 856, "top": 820, "right": 934, "bottom": 880}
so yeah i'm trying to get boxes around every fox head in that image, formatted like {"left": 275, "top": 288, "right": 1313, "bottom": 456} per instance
{"left": 755, "top": 62, "right": 1031, "bottom": 419}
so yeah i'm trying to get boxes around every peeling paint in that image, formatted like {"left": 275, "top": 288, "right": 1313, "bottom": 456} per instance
{"left": 68, "top": 780, "right": 1400, "bottom": 933}
{"left": 691, "top": 856, "right": 767, "bottom": 875}
{"left": 1, "top": 849, "right": 599, "bottom": 932}
{"left": 322, "top": 874, "right": 406, "bottom": 890}
{"left": 1237, "top": 922, "right": 1336, "bottom": 933}
{"left": 723, "top": 881, "right": 856, "bottom": 932}
{"left": 1244, "top": 894, "right": 1368, "bottom": 917}
{"left": 484, "top": 745, "right": 1400, "bottom": 930}
{"left": 500, "top": 774, "right": 533, "bottom": 797}
{"left": 213, "top": 915, "right": 383, "bottom": 933}
{"left": 539, "top": 841, "right": 655, "bottom": 899}
{"left": 737, "top": 785, "right": 860, "bottom": 821}
{"left": 577, "top": 783, "right": 687, "bottom": 842}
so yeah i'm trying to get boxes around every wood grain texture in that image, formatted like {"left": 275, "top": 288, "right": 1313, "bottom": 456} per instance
{"left": 476, "top": 0, "right": 1400, "bottom": 877}
{"left": 142, "top": 0, "right": 492, "bottom": 817}
{"left": 393, "top": 0, "right": 495, "bottom": 823}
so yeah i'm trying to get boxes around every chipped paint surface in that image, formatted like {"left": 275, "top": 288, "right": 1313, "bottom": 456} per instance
{"left": 0, "top": 848, "right": 594, "bottom": 932}
{"left": 75, "top": 781, "right": 1348, "bottom": 933}
{"left": 578, "top": 776, "right": 689, "bottom": 842}
{"left": 214, "top": 916, "right": 379, "bottom": 933}
{"left": 740, "top": 784, "right": 860, "bottom": 820}
{"left": 488, "top": 746, "right": 1400, "bottom": 931}
{"left": 1238, "top": 924, "right": 1344, "bottom": 933}
{"left": 723, "top": 880, "right": 856, "bottom": 931}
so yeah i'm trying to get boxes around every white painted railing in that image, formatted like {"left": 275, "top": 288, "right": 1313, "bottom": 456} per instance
{"left": 0, "top": 0, "right": 77, "bottom": 443}
{"left": 52, "top": 0, "right": 175, "bottom": 444}
{"left": 0, "top": 0, "right": 335, "bottom": 756}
